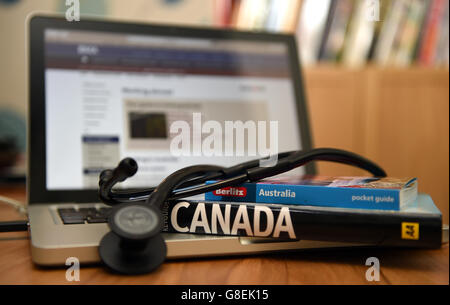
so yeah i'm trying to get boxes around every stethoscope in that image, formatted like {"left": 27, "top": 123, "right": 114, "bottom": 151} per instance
{"left": 98, "top": 148, "right": 386, "bottom": 275}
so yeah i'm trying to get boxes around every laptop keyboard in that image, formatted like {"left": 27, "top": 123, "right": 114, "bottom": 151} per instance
{"left": 57, "top": 207, "right": 112, "bottom": 225}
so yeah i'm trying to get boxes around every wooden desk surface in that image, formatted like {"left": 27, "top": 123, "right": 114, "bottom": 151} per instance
{"left": 0, "top": 185, "right": 448, "bottom": 285}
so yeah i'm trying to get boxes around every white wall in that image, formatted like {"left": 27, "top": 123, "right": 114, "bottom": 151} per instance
{"left": 109, "top": 0, "right": 214, "bottom": 25}
{"left": 0, "top": 0, "right": 58, "bottom": 116}
{"left": 0, "top": 0, "right": 215, "bottom": 118}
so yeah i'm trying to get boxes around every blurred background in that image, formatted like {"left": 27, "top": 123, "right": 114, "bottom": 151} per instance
{"left": 0, "top": 0, "right": 448, "bottom": 221}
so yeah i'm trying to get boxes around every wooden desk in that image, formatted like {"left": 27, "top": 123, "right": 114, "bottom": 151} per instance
{"left": 0, "top": 185, "right": 448, "bottom": 285}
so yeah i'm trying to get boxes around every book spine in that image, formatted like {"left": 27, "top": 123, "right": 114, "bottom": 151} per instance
{"left": 418, "top": 0, "right": 445, "bottom": 65}
{"left": 205, "top": 183, "right": 401, "bottom": 210}
{"left": 317, "top": 0, "right": 338, "bottom": 60}
{"left": 394, "top": 0, "right": 427, "bottom": 66}
{"left": 374, "top": 0, "right": 409, "bottom": 65}
{"left": 161, "top": 198, "right": 442, "bottom": 248}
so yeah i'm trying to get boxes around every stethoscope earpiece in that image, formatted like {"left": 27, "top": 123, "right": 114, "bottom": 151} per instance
{"left": 115, "top": 158, "right": 138, "bottom": 181}
{"left": 98, "top": 203, "right": 167, "bottom": 275}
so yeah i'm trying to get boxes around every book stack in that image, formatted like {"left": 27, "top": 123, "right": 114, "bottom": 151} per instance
{"left": 162, "top": 175, "right": 443, "bottom": 248}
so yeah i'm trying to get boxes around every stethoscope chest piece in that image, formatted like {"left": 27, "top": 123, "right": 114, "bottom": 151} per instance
{"left": 98, "top": 203, "right": 167, "bottom": 275}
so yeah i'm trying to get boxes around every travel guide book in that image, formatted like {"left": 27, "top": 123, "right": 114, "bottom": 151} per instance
{"left": 205, "top": 176, "right": 418, "bottom": 211}
{"left": 162, "top": 193, "right": 442, "bottom": 248}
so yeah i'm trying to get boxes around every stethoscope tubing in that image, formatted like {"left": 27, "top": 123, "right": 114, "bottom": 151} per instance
{"left": 100, "top": 148, "right": 386, "bottom": 206}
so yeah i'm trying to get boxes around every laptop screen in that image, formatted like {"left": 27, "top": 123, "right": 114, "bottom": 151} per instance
{"left": 43, "top": 28, "right": 303, "bottom": 190}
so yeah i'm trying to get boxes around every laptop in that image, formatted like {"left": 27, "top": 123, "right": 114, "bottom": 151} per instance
{"left": 27, "top": 15, "right": 362, "bottom": 266}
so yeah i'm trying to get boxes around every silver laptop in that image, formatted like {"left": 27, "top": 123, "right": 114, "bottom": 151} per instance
{"left": 27, "top": 15, "right": 360, "bottom": 266}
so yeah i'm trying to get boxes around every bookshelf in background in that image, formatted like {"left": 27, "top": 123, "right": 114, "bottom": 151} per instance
{"left": 214, "top": 0, "right": 449, "bottom": 68}
{"left": 214, "top": 0, "right": 303, "bottom": 32}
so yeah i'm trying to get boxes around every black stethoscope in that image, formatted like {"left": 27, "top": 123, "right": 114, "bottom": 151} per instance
{"left": 98, "top": 148, "right": 386, "bottom": 275}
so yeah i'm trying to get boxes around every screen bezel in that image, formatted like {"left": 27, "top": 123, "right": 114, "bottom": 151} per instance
{"left": 28, "top": 15, "right": 315, "bottom": 204}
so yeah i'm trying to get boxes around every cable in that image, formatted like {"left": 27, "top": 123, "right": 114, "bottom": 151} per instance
{"left": 0, "top": 195, "right": 28, "bottom": 216}
{"left": 0, "top": 220, "right": 29, "bottom": 232}
{"left": 0, "top": 195, "right": 29, "bottom": 233}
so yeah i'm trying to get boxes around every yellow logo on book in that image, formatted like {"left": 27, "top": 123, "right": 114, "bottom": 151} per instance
{"left": 402, "top": 222, "right": 419, "bottom": 240}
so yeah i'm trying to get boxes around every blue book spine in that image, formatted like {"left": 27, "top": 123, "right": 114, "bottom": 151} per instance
{"left": 205, "top": 182, "right": 401, "bottom": 210}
